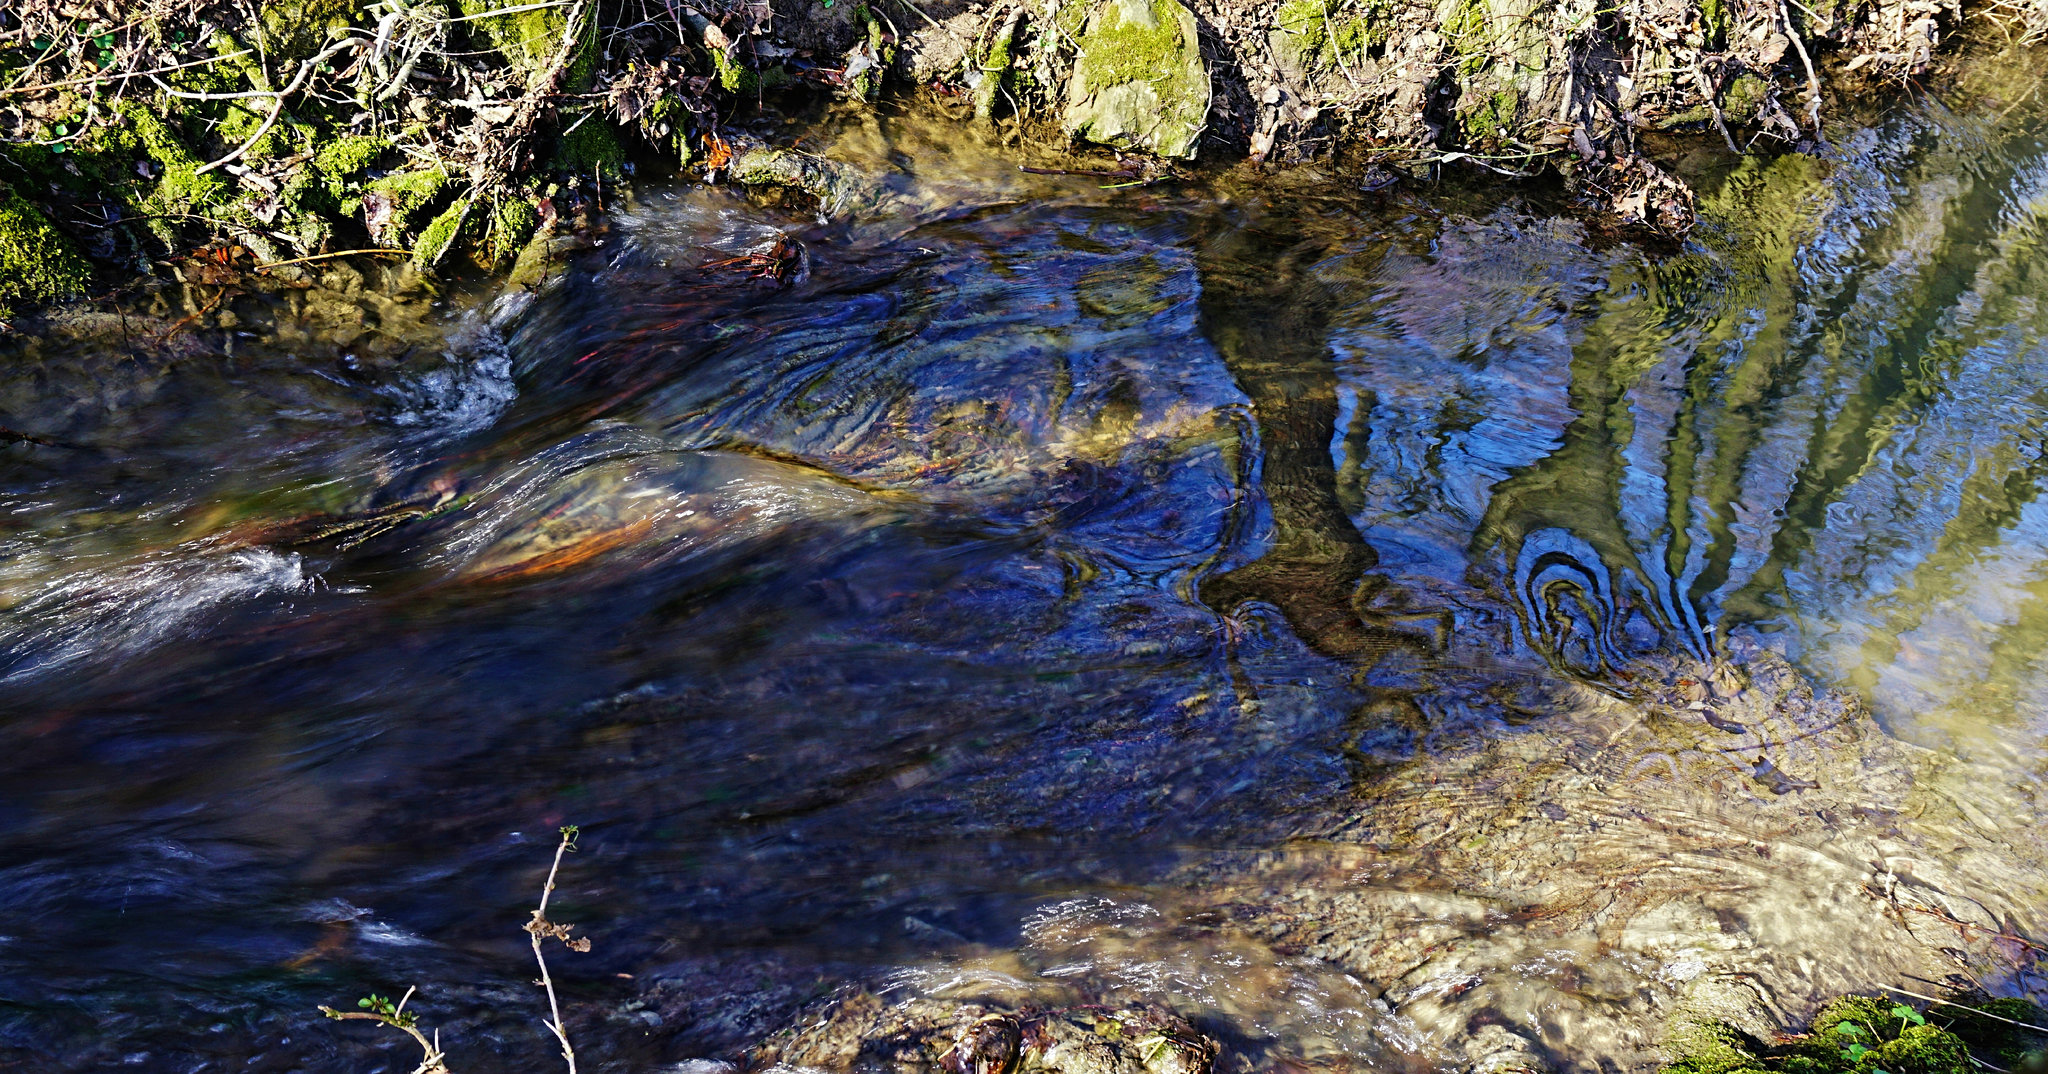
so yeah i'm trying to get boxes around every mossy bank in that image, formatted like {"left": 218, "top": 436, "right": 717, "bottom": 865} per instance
{"left": 2, "top": 0, "right": 2046, "bottom": 315}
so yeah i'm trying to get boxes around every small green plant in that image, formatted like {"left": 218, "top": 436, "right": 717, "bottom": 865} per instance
{"left": 319, "top": 985, "right": 449, "bottom": 1074}
{"left": 1667, "top": 989, "right": 2048, "bottom": 1074}
{"left": 1832, "top": 1018, "right": 1877, "bottom": 1067}
{"left": 319, "top": 824, "right": 593, "bottom": 1074}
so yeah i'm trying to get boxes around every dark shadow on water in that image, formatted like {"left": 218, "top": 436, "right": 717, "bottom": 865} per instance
{"left": 1192, "top": 206, "right": 1434, "bottom": 672}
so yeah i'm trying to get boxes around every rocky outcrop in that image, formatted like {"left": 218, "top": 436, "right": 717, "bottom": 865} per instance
{"left": 1062, "top": 0, "right": 1211, "bottom": 158}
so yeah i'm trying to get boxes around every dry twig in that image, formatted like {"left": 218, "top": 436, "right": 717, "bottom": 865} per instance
{"left": 525, "top": 824, "right": 591, "bottom": 1074}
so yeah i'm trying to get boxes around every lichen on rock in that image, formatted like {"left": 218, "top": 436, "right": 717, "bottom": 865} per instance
{"left": 1061, "top": 0, "right": 1209, "bottom": 159}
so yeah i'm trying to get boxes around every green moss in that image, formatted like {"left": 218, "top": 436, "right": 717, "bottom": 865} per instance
{"left": 487, "top": 197, "right": 540, "bottom": 266}
{"left": 1077, "top": 0, "right": 1185, "bottom": 88}
{"left": 1276, "top": 0, "right": 1332, "bottom": 52}
{"left": 711, "top": 47, "right": 756, "bottom": 93}
{"left": 1462, "top": 89, "right": 1519, "bottom": 143}
{"left": 1665, "top": 1019, "right": 1765, "bottom": 1074}
{"left": 555, "top": 115, "right": 626, "bottom": 175}
{"left": 1874, "top": 1024, "right": 1971, "bottom": 1074}
{"left": 1667, "top": 994, "right": 2047, "bottom": 1074}
{"left": 256, "top": 0, "right": 361, "bottom": 64}
{"left": 3, "top": 118, "right": 144, "bottom": 198}
{"left": 121, "top": 103, "right": 231, "bottom": 246}
{"left": 1443, "top": 0, "right": 1490, "bottom": 73}
{"left": 217, "top": 104, "right": 313, "bottom": 162}
{"left": 1700, "top": 0, "right": 1730, "bottom": 46}
{"left": 1720, "top": 73, "right": 1767, "bottom": 117}
{"left": 458, "top": 0, "right": 596, "bottom": 91}
{"left": 365, "top": 166, "right": 451, "bottom": 238}
{"left": 1809, "top": 996, "right": 1899, "bottom": 1040}
{"left": 269, "top": 167, "right": 335, "bottom": 252}
{"left": 78, "top": 122, "right": 145, "bottom": 187}
{"left": 644, "top": 96, "right": 693, "bottom": 164}
{"left": 314, "top": 135, "right": 390, "bottom": 179}
{"left": 161, "top": 30, "right": 268, "bottom": 96}
{"left": 972, "top": 16, "right": 1017, "bottom": 120}
{"left": 1054, "top": 0, "right": 1092, "bottom": 42}
{"left": 1274, "top": 0, "right": 1386, "bottom": 71}
{"left": 0, "top": 182, "right": 93, "bottom": 315}
{"left": 851, "top": 8, "right": 892, "bottom": 101}
{"left": 410, "top": 199, "right": 469, "bottom": 270}
{"left": 1064, "top": 0, "right": 1209, "bottom": 157}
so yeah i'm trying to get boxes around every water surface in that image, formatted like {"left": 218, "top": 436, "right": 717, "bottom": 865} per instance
{"left": 6, "top": 64, "right": 2048, "bottom": 1072}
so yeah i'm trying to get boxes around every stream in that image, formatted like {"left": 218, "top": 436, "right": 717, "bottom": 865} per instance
{"left": 5, "top": 56, "right": 2048, "bottom": 1074}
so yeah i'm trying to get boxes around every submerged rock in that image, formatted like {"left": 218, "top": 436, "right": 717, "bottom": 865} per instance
{"left": 725, "top": 138, "right": 888, "bottom": 216}
{"left": 753, "top": 993, "right": 1218, "bottom": 1074}
{"left": 1062, "top": 0, "right": 1210, "bottom": 159}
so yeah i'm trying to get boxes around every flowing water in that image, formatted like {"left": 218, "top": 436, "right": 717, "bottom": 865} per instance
{"left": 7, "top": 55, "right": 2048, "bottom": 1074}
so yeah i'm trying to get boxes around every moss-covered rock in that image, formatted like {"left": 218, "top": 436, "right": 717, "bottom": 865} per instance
{"left": 1666, "top": 994, "right": 2048, "bottom": 1074}
{"left": 1665, "top": 1019, "right": 1768, "bottom": 1074}
{"left": 0, "top": 182, "right": 92, "bottom": 315}
{"left": 848, "top": 7, "right": 892, "bottom": 102}
{"left": 710, "top": 46, "right": 757, "bottom": 94}
{"left": 971, "top": 7, "right": 1021, "bottom": 121}
{"left": 458, "top": 0, "right": 597, "bottom": 91}
{"left": 487, "top": 197, "right": 541, "bottom": 267}
{"left": 363, "top": 166, "right": 452, "bottom": 245}
{"left": 1061, "top": 0, "right": 1209, "bottom": 159}
{"left": 1440, "top": 0, "right": 1551, "bottom": 149}
{"left": 726, "top": 140, "right": 883, "bottom": 215}
{"left": 410, "top": 198, "right": 470, "bottom": 270}
{"left": 1270, "top": 0, "right": 1385, "bottom": 83}
{"left": 314, "top": 135, "right": 391, "bottom": 183}
{"left": 555, "top": 113, "right": 627, "bottom": 176}
{"left": 121, "top": 104, "right": 233, "bottom": 247}
{"left": 1721, "top": 73, "right": 1769, "bottom": 119}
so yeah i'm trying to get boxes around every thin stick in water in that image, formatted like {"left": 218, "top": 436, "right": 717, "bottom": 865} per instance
{"left": 1877, "top": 985, "right": 2048, "bottom": 1036}
{"left": 526, "top": 825, "right": 590, "bottom": 1074}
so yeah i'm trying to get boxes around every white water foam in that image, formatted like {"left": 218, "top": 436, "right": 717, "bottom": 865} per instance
{"left": 0, "top": 545, "right": 314, "bottom": 683}
{"left": 381, "top": 311, "right": 519, "bottom": 438}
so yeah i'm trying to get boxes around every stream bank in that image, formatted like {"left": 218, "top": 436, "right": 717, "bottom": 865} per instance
{"left": 1, "top": 0, "right": 2044, "bottom": 316}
